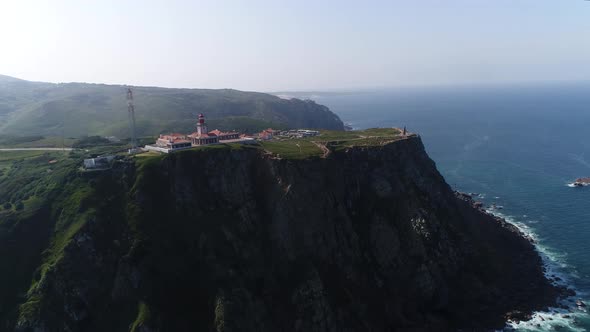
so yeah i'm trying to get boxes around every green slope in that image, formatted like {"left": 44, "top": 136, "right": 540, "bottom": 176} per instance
{"left": 0, "top": 77, "right": 344, "bottom": 137}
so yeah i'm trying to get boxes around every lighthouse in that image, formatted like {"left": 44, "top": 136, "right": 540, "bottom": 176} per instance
{"left": 196, "top": 113, "right": 208, "bottom": 135}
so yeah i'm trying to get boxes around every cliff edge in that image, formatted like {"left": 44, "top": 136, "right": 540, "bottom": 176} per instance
{"left": 12, "top": 135, "right": 562, "bottom": 331}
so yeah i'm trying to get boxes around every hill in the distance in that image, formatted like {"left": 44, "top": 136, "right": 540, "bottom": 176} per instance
{"left": 0, "top": 75, "right": 344, "bottom": 138}
{"left": 0, "top": 74, "right": 24, "bottom": 83}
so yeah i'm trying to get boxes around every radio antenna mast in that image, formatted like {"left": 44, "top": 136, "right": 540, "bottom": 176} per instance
{"left": 126, "top": 87, "right": 139, "bottom": 153}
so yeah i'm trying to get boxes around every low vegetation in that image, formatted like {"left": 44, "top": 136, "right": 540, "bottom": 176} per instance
{"left": 0, "top": 151, "right": 70, "bottom": 211}
{"left": 0, "top": 78, "right": 344, "bottom": 138}
{"left": 0, "top": 135, "right": 76, "bottom": 148}
{"left": 259, "top": 140, "right": 323, "bottom": 159}
{"left": 311, "top": 127, "right": 402, "bottom": 151}
{"left": 72, "top": 136, "right": 113, "bottom": 148}
{"left": 0, "top": 149, "right": 83, "bottom": 325}
{"left": 130, "top": 302, "right": 152, "bottom": 332}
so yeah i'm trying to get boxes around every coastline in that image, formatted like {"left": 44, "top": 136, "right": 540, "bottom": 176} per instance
{"left": 455, "top": 191, "right": 586, "bottom": 330}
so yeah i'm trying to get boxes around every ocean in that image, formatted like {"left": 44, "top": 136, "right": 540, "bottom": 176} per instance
{"left": 297, "top": 82, "right": 590, "bottom": 331}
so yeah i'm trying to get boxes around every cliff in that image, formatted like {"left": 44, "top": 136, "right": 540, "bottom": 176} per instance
{"left": 7, "top": 136, "right": 562, "bottom": 331}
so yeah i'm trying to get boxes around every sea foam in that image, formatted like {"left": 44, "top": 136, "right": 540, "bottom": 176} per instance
{"left": 567, "top": 182, "right": 590, "bottom": 188}
{"left": 483, "top": 203, "right": 588, "bottom": 331}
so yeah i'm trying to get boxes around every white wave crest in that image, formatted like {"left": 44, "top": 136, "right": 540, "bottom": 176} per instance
{"left": 482, "top": 201, "right": 588, "bottom": 331}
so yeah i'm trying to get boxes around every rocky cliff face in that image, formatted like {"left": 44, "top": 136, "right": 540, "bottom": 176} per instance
{"left": 13, "top": 136, "right": 561, "bottom": 331}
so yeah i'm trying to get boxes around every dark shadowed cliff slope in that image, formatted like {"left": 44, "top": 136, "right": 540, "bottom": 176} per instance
{"left": 9, "top": 136, "right": 561, "bottom": 332}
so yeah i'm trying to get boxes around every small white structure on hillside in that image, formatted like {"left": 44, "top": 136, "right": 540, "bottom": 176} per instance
{"left": 83, "top": 155, "right": 115, "bottom": 169}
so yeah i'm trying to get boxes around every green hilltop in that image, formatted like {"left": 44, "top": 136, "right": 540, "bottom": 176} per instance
{"left": 0, "top": 76, "right": 344, "bottom": 138}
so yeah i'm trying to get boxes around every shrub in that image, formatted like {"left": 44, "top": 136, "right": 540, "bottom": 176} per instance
{"left": 72, "top": 136, "right": 112, "bottom": 149}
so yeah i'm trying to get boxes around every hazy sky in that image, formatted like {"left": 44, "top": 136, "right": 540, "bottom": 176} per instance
{"left": 1, "top": 0, "right": 589, "bottom": 91}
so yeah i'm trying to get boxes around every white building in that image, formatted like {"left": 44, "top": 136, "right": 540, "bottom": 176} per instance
{"left": 83, "top": 155, "right": 115, "bottom": 169}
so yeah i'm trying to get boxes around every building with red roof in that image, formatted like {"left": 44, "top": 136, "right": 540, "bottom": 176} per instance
{"left": 156, "top": 133, "right": 192, "bottom": 150}
{"left": 258, "top": 128, "right": 276, "bottom": 140}
{"left": 188, "top": 115, "right": 239, "bottom": 145}
{"left": 145, "top": 114, "right": 254, "bottom": 153}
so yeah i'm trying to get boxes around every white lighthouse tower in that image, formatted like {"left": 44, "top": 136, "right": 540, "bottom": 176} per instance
{"left": 196, "top": 113, "right": 208, "bottom": 135}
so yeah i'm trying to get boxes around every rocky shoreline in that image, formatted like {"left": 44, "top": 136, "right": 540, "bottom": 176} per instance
{"left": 455, "top": 191, "right": 576, "bottom": 322}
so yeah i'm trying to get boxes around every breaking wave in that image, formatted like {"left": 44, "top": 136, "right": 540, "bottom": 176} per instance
{"left": 567, "top": 182, "right": 590, "bottom": 188}
{"left": 482, "top": 207, "right": 589, "bottom": 331}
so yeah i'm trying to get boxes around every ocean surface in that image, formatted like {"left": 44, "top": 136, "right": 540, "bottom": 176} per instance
{"left": 296, "top": 82, "right": 590, "bottom": 331}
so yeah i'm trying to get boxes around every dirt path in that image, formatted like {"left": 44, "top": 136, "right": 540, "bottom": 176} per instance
{"left": 311, "top": 141, "right": 331, "bottom": 158}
